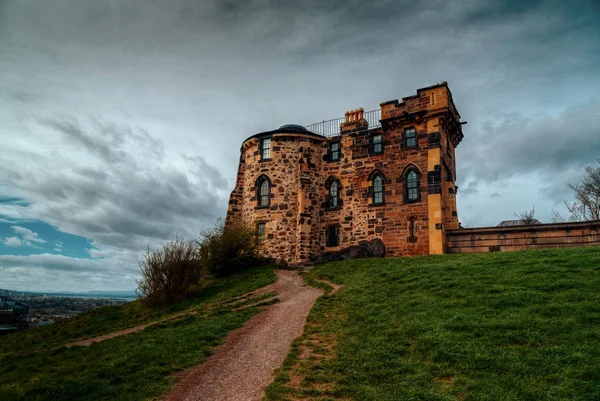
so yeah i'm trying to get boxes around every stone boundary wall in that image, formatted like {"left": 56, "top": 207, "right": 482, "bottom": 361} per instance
{"left": 446, "top": 220, "right": 600, "bottom": 253}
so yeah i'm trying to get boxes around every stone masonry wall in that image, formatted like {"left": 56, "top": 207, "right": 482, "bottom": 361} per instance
{"left": 226, "top": 82, "right": 464, "bottom": 265}
{"left": 446, "top": 221, "right": 600, "bottom": 253}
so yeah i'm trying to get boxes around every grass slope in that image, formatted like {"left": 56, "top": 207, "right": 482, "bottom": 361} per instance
{"left": 0, "top": 266, "right": 276, "bottom": 401}
{"left": 267, "top": 248, "right": 600, "bottom": 401}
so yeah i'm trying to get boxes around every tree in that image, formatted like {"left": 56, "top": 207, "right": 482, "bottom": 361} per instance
{"left": 565, "top": 159, "right": 600, "bottom": 221}
{"left": 196, "top": 218, "right": 264, "bottom": 277}
{"left": 514, "top": 207, "right": 538, "bottom": 225}
{"left": 137, "top": 235, "right": 202, "bottom": 306}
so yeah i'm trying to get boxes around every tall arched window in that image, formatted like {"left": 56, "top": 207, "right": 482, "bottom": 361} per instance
{"left": 325, "top": 177, "right": 341, "bottom": 209}
{"left": 329, "top": 180, "right": 339, "bottom": 207}
{"left": 373, "top": 175, "right": 384, "bottom": 204}
{"left": 256, "top": 176, "right": 271, "bottom": 207}
{"left": 405, "top": 169, "right": 420, "bottom": 202}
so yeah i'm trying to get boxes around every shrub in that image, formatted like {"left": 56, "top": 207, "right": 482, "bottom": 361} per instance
{"left": 197, "top": 218, "right": 264, "bottom": 277}
{"left": 137, "top": 236, "right": 203, "bottom": 306}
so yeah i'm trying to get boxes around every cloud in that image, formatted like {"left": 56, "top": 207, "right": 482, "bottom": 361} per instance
{"left": 3, "top": 116, "right": 227, "bottom": 252}
{"left": 457, "top": 100, "right": 600, "bottom": 202}
{"left": 0, "top": 253, "right": 104, "bottom": 272}
{"left": 11, "top": 225, "right": 45, "bottom": 244}
{"left": 2, "top": 237, "right": 23, "bottom": 247}
{"left": 1, "top": 226, "right": 45, "bottom": 248}
{"left": 1, "top": 0, "right": 599, "bottom": 289}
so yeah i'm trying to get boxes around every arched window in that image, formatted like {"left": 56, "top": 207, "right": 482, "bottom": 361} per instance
{"left": 256, "top": 176, "right": 271, "bottom": 207}
{"left": 325, "top": 177, "right": 341, "bottom": 209}
{"left": 405, "top": 169, "right": 420, "bottom": 202}
{"left": 373, "top": 175, "right": 384, "bottom": 204}
{"left": 329, "top": 180, "right": 339, "bottom": 207}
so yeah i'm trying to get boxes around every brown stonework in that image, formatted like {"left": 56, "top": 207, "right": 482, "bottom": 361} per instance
{"left": 446, "top": 221, "right": 600, "bottom": 253}
{"left": 226, "top": 83, "right": 465, "bottom": 265}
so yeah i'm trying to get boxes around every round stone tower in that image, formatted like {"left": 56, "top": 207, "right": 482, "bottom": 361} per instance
{"left": 226, "top": 124, "right": 326, "bottom": 265}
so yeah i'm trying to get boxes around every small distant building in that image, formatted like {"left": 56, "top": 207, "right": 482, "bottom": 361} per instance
{"left": 0, "top": 296, "right": 31, "bottom": 335}
{"left": 497, "top": 219, "right": 541, "bottom": 227}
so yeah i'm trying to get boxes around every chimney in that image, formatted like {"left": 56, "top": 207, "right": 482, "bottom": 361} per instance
{"left": 340, "top": 107, "right": 368, "bottom": 133}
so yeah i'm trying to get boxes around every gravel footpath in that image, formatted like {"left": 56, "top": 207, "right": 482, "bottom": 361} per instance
{"left": 164, "top": 269, "right": 324, "bottom": 401}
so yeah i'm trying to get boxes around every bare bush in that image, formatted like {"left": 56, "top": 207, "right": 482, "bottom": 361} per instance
{"left": 137, "top": 236, "right": 202, "bottom": 306}
{"left": 551, "top": 160, "right": 600, "bottom": 222}
{"left": 197, "top": 218, "right": 264, "bottom": 277}
{"left": 514, "top": 207, "right": 539, "bottom": 225}
{"left": 566, "top": 159, "right": 600, "bottom": 221}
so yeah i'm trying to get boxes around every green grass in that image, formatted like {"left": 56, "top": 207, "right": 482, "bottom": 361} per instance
{"left": 0, "top": 266, "right": 276, "bottom": 401}
{"left": 266, "top": 247, "right": 600, "bottom": 401}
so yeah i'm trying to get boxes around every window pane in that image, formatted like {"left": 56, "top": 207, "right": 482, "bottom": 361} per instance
{"left": 406, "top": 129, "right": 416, "bottom": 148}
{"left": 261, "top": 138, "right": 271, "bottom": 159}
{"left": 257, "top": 223, "right": 266, "bottom": 245}
{"left": 329, "top": 181, "right": 338, "bottom": 207}
{"left": 407, "top": 171, "right": 418, "bottom": 200}
{"left": 259, "top": 179, "right": 269, "bottom": 206}
{"left": 374, "top": 175, "right": 383, "bottom": 204}
{"left": 373, "top": 135, "right": 382, "bottom": 153}
{"left": 331, "top": 143, "right": 339, "bottom": 160}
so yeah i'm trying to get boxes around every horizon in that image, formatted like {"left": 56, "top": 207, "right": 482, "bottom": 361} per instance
{"left": 1, "top": 0, "right": 599, "bottom": 292}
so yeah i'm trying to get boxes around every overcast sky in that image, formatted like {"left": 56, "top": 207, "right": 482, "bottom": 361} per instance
{"left": 1, "top": 0, "right": 599, "bottom": 292}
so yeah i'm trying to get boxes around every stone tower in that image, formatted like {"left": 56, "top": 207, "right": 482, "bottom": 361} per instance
{"left": 226, "top": 82, "right": 464, "bottom": 265}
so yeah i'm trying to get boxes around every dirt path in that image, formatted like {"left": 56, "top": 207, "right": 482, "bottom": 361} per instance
{"left": 164, "top": 269, "right": 324, "bottom": 401}
{"left": 64, "top": 309, "right": 198, "bottom": 348}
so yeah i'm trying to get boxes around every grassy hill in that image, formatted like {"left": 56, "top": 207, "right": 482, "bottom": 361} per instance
{"left": 0, "top": 267, "right": 276, "bottom": 401}
{"left": 3, "top": 248, "right": 600, "bottom": 401}
{"left": 267, "top": 247, "right": 600, "bottom": 401}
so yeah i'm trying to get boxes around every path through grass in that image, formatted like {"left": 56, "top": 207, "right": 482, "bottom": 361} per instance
{"left": 0, "top": 266, "right": 276, "bottom": 401}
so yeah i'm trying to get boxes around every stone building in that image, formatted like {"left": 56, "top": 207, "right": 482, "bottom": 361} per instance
{"left": 226, "top": 82, "right": 465, "bottom": 265}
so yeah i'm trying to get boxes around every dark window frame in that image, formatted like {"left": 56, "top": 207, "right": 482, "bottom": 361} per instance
{"left": 404, "top": 127, "right": 417, "bottom": 149}
{"left": 330, "top": 141, "right": 340, "bottom": 161}
{"left": 325, "top": 225, "right": 340, "bottom": 247}
{"left": 329, "top": 180, "right": 339, "bottom": 208}
{"left": 324, "top": 176, "right": 342, "bottom": 210}
{"left": 373, "top": 174, "right": 385, "bottom": 205}
{"left": 260, "top": 138, "right": 271, "bottom": 160}
{"left": 256, "top": 175, "right": 271, "bottom": 208}
{"left": 403, "top": 168, "right": 421, "bottom": 203}
{"left": 256, "top": 222, "right": 266, "bottom": 245}
{"left": 372, "top": 133, "right": 383, "bottom": 154}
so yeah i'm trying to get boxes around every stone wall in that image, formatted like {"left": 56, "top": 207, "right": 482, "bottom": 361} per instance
{"left": 446, "top": 221, "right": 600, "bottom": 253}
{"left": 226, "top": 82, "right": 465, "bottom": 265}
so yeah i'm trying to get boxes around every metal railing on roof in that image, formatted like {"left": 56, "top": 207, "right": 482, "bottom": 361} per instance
{"left": 304, "top": 109, "right": 381, "bottom": 137}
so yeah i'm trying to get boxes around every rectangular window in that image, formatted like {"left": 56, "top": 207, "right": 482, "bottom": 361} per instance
{"left": 326, "top": 226, "right": 339, "bottom": 247}
{"left": 428, "top": 132, "right": 440, "bottom": 148}
{"left": 427, "top": 171, "right": 441, "bottom": 194}
{"left": 260, "top": 138, "right": 271, "bottom": 160}
{"left": 405, "top": 128, "right": 417, "bottom": 148}
{"left": 373, "top": 134, "right": 383, "bottom": 154}
{"left": 330, "top": 142, "right": 339, "bottom": 161}
{"left": 256, "top": 223, "right": 266, "bottom": 245}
